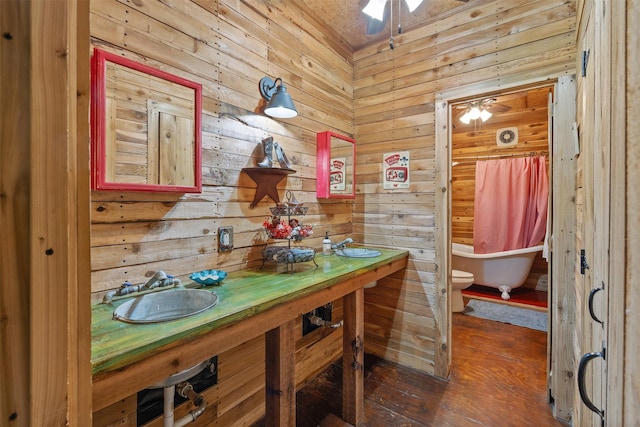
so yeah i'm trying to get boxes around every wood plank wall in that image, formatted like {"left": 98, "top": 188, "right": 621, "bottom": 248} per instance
{"left": 353, "top": 0, "right": 576, "bottom": 376}
{"left": 90, "top": 1, "right": 353, "bottom": 425}
{"left": 90, "top": 0, "right": 577, "bottom": 424}
{"left": 1, "top": 1, "right": 92, "bottom": 425}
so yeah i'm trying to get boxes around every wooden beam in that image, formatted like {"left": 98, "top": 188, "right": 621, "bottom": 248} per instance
{"left": 28, "top": 0, "right": 92, "bottom": 425}
{"left": 1, "top": 0, "right": 31, "bottom": 424}
{"left": 265, "top": 320, "right": 296, "bottom": 427}
{"left": 342, "top": 288, "right": 364, "bottom": 424}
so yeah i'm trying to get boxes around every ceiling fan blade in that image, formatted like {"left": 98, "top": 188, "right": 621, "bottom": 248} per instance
{"left": 487, "top": 103, "right": 511, "bottom": 113}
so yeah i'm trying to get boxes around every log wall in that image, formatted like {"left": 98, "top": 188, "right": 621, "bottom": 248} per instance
{"left": 353, "top": 0, "right": 575, "bottom": 376}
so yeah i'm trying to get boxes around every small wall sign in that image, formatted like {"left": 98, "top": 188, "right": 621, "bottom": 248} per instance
{"left": 383, "top": 151, "right": 410, "bottom": 190}
{"left": 330, "top": 157, "right": 346, "bottom": 191}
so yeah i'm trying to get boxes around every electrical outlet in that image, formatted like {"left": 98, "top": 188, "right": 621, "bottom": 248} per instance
{"left": 218, "top": 226, "right": 233, "bottom": 252}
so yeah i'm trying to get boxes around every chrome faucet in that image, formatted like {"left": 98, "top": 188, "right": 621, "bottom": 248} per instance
{"left": 332, "top": 238, "right": 353, "bottom": 250}
{"left": 143, "top": 270, "right": 169, "bottom": 289}
{"left": 102, "top": 270, "right": 183, "bottom": 304}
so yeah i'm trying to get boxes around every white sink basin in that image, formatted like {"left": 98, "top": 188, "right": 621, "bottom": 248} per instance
{"left": 335, "top": 248, "right": 382, "bottom": 258}
{"left": 112, "top": 288, "right": 218, "bottom": 324}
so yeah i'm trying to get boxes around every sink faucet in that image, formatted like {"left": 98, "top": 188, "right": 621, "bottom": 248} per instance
{"left": 332, "top": 238, "right": 353, "bottom": 250}
{"left": 143, "top": 270, "right": 168, "bottom": 289}
{"left": 102, "top": 271, "right": 183, "bottom": 304}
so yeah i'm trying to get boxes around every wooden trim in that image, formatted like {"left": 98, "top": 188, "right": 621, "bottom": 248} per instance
{"left": 342, "top": 288, "right": 364, "bottom": 424}
{"left": 624, "top": 0, "right": 640, "bottom": 418}
{"left": 28, "top": 0, "right": 92, "bottom": 425}
{"left": 1, "top": 0, "right": 31, "bottom": 423}
{"left": 608, "top": 0, "right": 631, "bottom": 424}
{"left": 434, "top": 99, "right": 451, "bottom": 379}
{"left": 265, "top": 320, "right": 296, "bottom": 427}
{"left": 549, "top": 75, "right": 577, "bottom": 422}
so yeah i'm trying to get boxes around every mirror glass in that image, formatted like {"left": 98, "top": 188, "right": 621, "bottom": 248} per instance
{"left": 91, "top": 48, "right": 202, "bottom": 192}
{"left": 316, "top": 131, "right": 356, "bottom": 199}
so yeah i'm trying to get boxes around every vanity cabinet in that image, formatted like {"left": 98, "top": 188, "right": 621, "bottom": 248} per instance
{"left": 91, "top": 249, "right": 408, "bottom": 426}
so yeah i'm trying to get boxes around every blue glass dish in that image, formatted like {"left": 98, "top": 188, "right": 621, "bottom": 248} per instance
{"left": 190, "top": 269, "right": 228, "bottom": 286}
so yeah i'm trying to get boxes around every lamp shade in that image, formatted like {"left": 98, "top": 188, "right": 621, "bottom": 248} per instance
{"left": 264, "top": 84, "right": 298, "bottom": 118}
{"left": 259, "top": 76, "right": 298, "bottom": 119}
{"left": 480, "top": 109, "right": 493, "bottom": 122}
{"left": 404, "top": 0, "right": 423, "bottom": 12}
{"left": 460, "top": 111, "right": 472, "bottom": 124}
{"left": 362, "top": 0, "right": 387, "bottom": 21}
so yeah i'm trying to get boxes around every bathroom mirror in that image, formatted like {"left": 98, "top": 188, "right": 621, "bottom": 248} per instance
{"left": 316, "top": 131, "right": 356, "bottom": 199}
{"left": 91, "top": 48, "right": 202, "bottom": 192}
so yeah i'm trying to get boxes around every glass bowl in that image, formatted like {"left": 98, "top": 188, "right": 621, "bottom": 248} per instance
{"left": 190, "top": 269, "right": 228, "bottom": 286}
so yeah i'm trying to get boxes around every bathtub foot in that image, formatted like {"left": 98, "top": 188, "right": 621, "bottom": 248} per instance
{"left": 498, "top": 286, "right": 512, "bottom": 300}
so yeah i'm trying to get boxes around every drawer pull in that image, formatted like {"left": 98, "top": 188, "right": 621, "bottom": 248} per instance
{"left": 577, "top": 348, "right": 605, "bottom": 425}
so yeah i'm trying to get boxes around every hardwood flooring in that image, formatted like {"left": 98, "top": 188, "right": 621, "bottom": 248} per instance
{"left": 255, "top": 306, "right": 569, "bottom": 426}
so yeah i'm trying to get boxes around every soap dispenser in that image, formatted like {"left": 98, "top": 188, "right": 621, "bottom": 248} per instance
{"left": 322, "top": 232, "right": 332, "bottom": 255}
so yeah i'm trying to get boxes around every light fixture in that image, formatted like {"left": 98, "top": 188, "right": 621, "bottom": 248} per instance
{"left": 258, "top": 76, "right": 298, "bottom": 119}
{"left": 362, "top": 0, "right": 387, "bottom": 21}
{"left": 480, "top": 109, "right": 493, "bottom": 122}
{"left": 468, "top": 106, "right": 482, "bottom": 120}
{"left": 459, "top": 101, "right": 493, "bottom": 124}
{"left": 362, "top": 0, "right": 424, "bottom": 21}
{"left": 404, "top": 0, "right": 424, "bottom": 12}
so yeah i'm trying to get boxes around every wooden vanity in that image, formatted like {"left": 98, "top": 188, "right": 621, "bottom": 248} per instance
{"left": 91, "top": 248, "right": 408, "bottom": 426}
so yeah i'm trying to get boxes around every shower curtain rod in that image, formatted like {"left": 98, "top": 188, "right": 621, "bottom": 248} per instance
{"left": 452, "top": 151, "right": 548, "bottom": 165}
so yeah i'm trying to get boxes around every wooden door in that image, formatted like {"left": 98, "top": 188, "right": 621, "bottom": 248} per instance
{"left": 575, "top": 1, "right": 609, "bottom": 425}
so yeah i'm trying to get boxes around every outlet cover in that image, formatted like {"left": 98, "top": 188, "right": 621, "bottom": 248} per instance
{"left": 218, "top": 226, "right": 233, "bottom": 252}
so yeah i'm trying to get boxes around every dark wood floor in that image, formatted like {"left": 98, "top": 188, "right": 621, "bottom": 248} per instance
{"left": 254, "top": 305, "right": 569, "bottom": 426}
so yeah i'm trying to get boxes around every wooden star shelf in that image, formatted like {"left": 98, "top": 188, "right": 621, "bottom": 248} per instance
{"left": 241, "top": 167, "right": 296, "bottom": 208}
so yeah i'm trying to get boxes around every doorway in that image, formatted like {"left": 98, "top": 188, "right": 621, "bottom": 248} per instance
{"left": 449, "top": 85, "right": 552, "bottom": 308}
{"left": 434, "top": 76, "right": 577, "bottom": 422}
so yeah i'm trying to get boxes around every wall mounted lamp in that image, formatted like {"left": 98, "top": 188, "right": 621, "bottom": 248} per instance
{"left": 259, "top": 76, "right": 298, "bottom": 119}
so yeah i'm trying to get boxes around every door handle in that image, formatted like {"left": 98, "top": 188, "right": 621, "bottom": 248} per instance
{"left": 577, "top": 348, "right": 605, "bottom": 425}
{"left": 588, "top": 285, "right": 604, "bottom": 324}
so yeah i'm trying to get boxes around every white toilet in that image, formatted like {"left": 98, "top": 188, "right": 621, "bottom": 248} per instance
{"left": 451, "top": 269, "right": 475, "bottom": 312}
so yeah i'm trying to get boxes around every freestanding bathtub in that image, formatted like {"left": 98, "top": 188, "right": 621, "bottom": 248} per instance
{"left": 452, "top": 242, "right": 544, "bottom": 300}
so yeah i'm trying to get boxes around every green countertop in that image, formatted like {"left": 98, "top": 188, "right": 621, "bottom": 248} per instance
{"left": 91, "top": 247, "right": 408, "bottom": 377}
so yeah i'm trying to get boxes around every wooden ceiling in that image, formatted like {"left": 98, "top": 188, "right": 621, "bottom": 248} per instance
{"left": 299, "top": 0, "right": 469, "bottom": 50}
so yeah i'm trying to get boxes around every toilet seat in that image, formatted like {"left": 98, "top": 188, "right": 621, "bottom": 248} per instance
{"left": 452, "top": 269, "right": 474, "bottom": 281}
{"left": 451, "top": 270, "right": 474, "bottom": 313}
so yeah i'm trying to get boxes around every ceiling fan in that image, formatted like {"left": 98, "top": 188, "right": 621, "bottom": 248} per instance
{"left": 453, "top": 98, "right": 512, "bottom": 124}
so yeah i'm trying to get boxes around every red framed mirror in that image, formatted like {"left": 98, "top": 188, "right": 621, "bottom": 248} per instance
{"left": 316, "top": 131, "right": 356, "bottom": 199}
{"left": 91, "top": 48, "right": 202, "bottom": 192}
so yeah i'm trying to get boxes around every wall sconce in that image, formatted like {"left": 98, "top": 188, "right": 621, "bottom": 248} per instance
{"left": 259, "top": 76, "right": 298, "bottom": 119}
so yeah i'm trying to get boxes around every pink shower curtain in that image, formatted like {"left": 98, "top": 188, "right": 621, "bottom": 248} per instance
{"left": 473, "top": 156, "right": 548, "bottom": 254}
